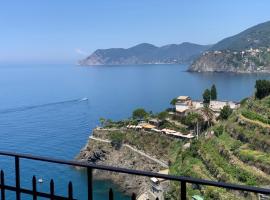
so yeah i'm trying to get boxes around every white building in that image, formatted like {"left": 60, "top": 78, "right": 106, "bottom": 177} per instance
{"left": 175, "top": 96, "right": 192, "bottom": 114}
{"left": 209, "top": 100, "right": 239, "bottom": 112}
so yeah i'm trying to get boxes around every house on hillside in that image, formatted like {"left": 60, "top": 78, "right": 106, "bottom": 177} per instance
{"left": 175, "top": 96, "right": 192, "bottom": 114}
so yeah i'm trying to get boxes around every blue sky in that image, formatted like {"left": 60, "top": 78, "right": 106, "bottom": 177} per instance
{"left": 1, "top": 0, "right": 270, "bottom": 64}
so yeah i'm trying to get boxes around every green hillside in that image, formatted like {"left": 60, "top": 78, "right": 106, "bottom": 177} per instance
{"left": 212, "top": 21, "right": 270, "bottom": 51}
{"left": 168, "top": 96, "right": 270, "bottom": 199}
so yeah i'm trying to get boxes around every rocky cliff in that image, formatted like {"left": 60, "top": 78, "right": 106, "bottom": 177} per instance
{"left": 189, "top": 21, "right": 270, "bottom": 73}
{"left": 76, "top": 128, "right": 167, "bottom": 195}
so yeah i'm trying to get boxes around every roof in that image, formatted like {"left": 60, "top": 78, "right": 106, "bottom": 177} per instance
{"left": 177, "top": 96, "right": 190, "bottom": 101}
{"left": 150, "top": 177, "right": 159, "bottom": 183}
{"left": 140, "top": 123, "right": 156, "bottom": 129}
{"left": 192, "top": 195, "right": 204, "bottom": 200}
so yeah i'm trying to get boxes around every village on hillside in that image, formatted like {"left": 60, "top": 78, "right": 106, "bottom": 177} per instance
{"left": 126, "top": 90, "right": 240, "bottom": 141}
{"left": 96, "top": 85, "right": 241, "bottom": 200}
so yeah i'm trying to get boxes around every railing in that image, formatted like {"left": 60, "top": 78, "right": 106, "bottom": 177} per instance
{"left": 0, "top": 151, "right": 270, "bottom": 200}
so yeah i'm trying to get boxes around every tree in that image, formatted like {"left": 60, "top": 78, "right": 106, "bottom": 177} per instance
{"left": 255, "top": 79, "right": 270, "bottom": 99}
{"left": 184, "top": 112, "right": 204, "bottom": 139}
{"left": 210, "top": 84, "right": 217, "bottom": 100}
{"left": 202, "top": 105, "right": 214, "bottom": 127}
{"left": 157, "top": 111, "right": 168, "bottom": 120}
{"left": 219, "top": 105, "right": 233, "bottom": 120}
{"left": 132, "top": 108, "right": 148, "bottom": 120}
{"left": 170, "top": 98, "right": 177, "bottom": 106}
{"left": 203, "top": 89, "right": 211, "bottom": 104}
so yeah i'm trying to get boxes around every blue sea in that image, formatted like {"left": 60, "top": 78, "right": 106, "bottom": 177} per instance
{"left": 0, "top": 64, "right": 269, "bottom": 199}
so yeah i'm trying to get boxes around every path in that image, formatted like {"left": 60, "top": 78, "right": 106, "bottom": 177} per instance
{"left": 89, "top": 136, "right": 168, "bottom": 168}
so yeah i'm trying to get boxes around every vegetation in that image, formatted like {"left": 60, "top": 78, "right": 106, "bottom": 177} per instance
{"left": 255, "top": 79, "right": 270, "bottom": 99}
{"left": 170, "top": 97, "right": 178, "bottom": 106}
{"left": 168, "top": 91, "right": 270, "bottom": 199}
{"left": 157, "top": 111, "right": 168, "bottom": 120}
{"left": 132, "top": 108, "right": 149, "bottom": 120}
{"left": 219, "top": 105, "right": 233, "bottom": 120}
{"left": 99, "top": 81, "right": 270, "bottom": 199}
{"left": 203, "top": 89, "right": 211, "bottom": 104}
{"left": 210, "top": 84, "right": 217, "bottom": 100}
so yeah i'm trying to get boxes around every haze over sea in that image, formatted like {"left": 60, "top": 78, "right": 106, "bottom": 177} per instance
{"left": 0, "top": 64, "right": 269, "bottom": 199}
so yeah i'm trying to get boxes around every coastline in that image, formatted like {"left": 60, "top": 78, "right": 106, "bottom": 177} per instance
{"left": 76, "top": 128, "right": 168, "bottom": 195}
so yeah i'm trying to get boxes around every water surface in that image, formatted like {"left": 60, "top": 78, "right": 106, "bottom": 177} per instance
{"left": 0, "top": 64, "right": 269, "bottom": 199}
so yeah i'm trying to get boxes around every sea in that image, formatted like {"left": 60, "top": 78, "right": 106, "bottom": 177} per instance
{"left": 0, "top": 63, "right": 269, "bottom": 199}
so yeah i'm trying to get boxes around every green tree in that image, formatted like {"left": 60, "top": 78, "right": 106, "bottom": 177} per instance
{"left": 211, "top": 84, "right": 217, "bottom": 100}
{"left": 184, "top": 112, "right": 204, "bottom": 139}
{"left": 219, "top": 105, "right": 233, "bottom": 120}
{"left": 170, "top": 97, "right": 177, "bottom": 106}
{"left": 202, "top": 105, "right": 214, "bottom": 127}
{"left": 255, "top": 79, "right": 270, "bottom": 99}
{"left": 157, "top": 111, "right": 168, "bottom": 120}
{"left": 132, "top": 108, "right": 148, "bottom": 120}
{"left": 203, "top": 89, "right": 211, "bottom": 104}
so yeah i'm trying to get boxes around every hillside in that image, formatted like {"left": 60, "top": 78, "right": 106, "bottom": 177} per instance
{"left": 169, "top": 96, "right": 270, "bottom": 199}
{"left": 79, "top": 42, "right": 211, "bottom": 66}
{"left": 212, "top": 21, "right": 270, "bottom": 51}
{"left": 189, "top": 21, "right": 270, "bottom": 73}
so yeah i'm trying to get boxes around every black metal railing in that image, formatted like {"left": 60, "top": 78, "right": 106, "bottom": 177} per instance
{"left": 0, "top": 151, "right": 270, "bottom": 200}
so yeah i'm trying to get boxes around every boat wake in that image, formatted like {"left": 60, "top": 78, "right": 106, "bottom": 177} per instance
{"left": 0, "top": 98, "right": 88, "bottom": 114}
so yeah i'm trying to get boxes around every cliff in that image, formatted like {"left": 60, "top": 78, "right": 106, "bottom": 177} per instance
{"left": 76, "top": 128, "right": 174, "bottom": 195}
{"left": 189, "top": 49, "right": 270, "bottom": 73}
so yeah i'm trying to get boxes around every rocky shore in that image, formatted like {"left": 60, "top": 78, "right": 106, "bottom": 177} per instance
{"left": 76, "top": 128, "right": 165, "bottom": 195}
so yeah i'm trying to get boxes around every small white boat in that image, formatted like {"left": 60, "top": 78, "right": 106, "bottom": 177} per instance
{"left": 38, "top": 178, "right": 43, "bottom": 183}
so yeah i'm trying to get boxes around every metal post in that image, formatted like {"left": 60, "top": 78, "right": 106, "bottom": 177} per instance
{"left": 15, "top": 156, "right": 21, "bottom": 200}
{"left": 50, "top": 179, "right": 55, "bottom": 200}
{"left": 109, "top": 188, "right": 113, "bottom": 200}
{"left": 87, "top": 167, "right": 93, "bottom": 200}
{"left": 68, "top": 181, "right": 73, "bottom": 200}
{"left": 131, "top": 193, "right": 136, "bottom": 200}
{"left": 1, "top": 170, "right": 5, "bottom": 200}
{"left": 181, "top": 181, "right": 186, "bottom": 200}
{"left": 32, "top": 176, "right": 37, "bottom": 200}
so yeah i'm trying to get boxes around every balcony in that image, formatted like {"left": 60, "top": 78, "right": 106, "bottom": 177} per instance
{"left": 0, "top": 151, "right": 270, "bottom": 200}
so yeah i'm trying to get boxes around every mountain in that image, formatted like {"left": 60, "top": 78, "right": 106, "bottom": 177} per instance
{"left": 211, "top": 21, "right": 270, "bottom": 51}
{"left": 189, "top": 21, "right": 270, "bottom": 73}
{"left": 79, "top": 42, "right": 211, "bottom": 66}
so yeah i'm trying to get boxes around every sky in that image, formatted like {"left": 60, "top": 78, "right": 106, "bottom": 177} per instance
{"left": 1, "top": 0, "right": 270, "bottom": 64}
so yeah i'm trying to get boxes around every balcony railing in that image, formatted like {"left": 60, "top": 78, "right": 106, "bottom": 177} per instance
{"left": 0, "top": 151, "right": 270, "bottom": 200}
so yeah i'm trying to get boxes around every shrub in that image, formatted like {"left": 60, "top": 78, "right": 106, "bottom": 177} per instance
{"left": 214, "top": 125, "right": 224, "bottom": 136}
{"left": 219, "top": 105, "right": 233, "bottom": 120}
{"left": 110, "top": 132, "right": 124, "bottom": 150}
{"left": 132, "top": 108, "right": 148, "bottom": 120}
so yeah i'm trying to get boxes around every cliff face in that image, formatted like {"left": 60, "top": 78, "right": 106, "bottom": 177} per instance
{"left": 189, "top": 49, "right": 270, "bottom": 73}
{"left": 79, "top": 42, "right": 211, "bottom": 66}
{"left": 189, "top": 21, "right": 270, "bottom": 73}
{"left": 76, "top": 128, "right": 167, "bottom": 195}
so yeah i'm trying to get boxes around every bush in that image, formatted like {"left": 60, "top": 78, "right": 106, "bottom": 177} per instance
{"left": 219, "top": 105, "right": 233, "bottom": 120}
{"left": 110, "top": 132, "right": 124, "bottom": 150}
{"left": 214, "top": 125, "right": 224, "bottom": 137}
{"left": 132, "top": 108, "right": 148, "bottom": 120}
